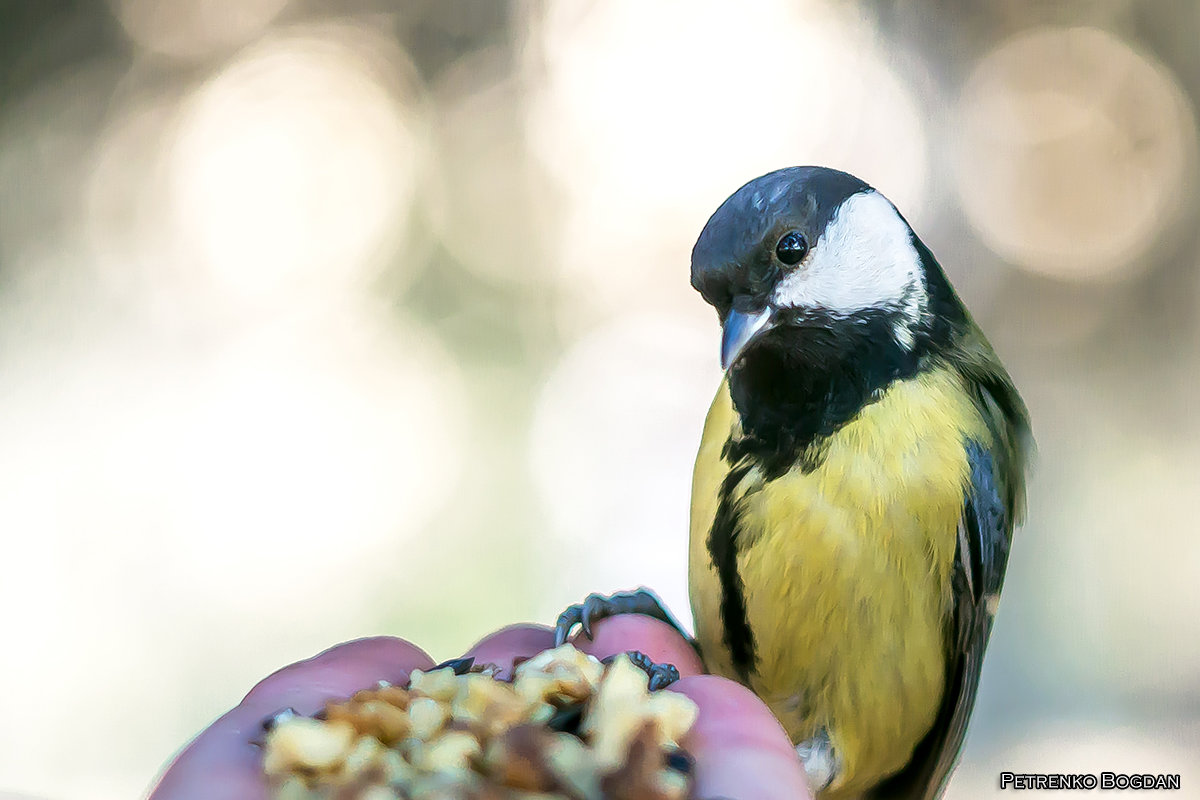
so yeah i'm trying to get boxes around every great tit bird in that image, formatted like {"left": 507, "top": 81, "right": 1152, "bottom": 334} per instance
{"left": 556, "top": 167, "right": 1030, "bottom": 799}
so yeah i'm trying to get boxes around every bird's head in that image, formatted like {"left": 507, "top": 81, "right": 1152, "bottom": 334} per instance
{"left": 691, "top": 167, "right": 934, "bottom": 371}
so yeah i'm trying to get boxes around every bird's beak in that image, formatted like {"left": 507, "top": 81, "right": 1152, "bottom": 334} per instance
{"left": 721, "top": 307, "right": 774, "bottom": 370}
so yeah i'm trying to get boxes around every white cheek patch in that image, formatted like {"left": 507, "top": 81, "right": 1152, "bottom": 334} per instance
{"left": 770, "top": 190, "right": 927, "bottom": 348}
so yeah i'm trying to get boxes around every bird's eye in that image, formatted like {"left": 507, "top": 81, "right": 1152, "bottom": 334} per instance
{"left": 775, "top": 231, "right": 808, "bottom": 266}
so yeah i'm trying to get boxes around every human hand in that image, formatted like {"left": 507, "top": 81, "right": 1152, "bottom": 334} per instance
{"left": 149, "top": 616, "right": 811, "bottom": 800}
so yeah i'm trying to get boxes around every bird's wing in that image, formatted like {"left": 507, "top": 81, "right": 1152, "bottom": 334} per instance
{"left": 867, "top": 354, "right": 1028, "bottom": 800}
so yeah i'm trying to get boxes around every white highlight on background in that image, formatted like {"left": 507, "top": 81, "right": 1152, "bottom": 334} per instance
{"left": 529, "top": 314, "right": 723, "bottom": 628}
{"left": 523, "top": 0, "right": 930, "bottom": 327}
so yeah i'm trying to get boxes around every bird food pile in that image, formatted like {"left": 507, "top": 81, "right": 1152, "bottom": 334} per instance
{"left": 262, "top": 644, "right": 699, "bottom": 799}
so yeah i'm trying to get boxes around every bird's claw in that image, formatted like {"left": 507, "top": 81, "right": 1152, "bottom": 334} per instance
{"left": 434, "top": 656, "right": 476, "bottom": 675}
{"left": 553, "top": 588, "right": 687, "bottom": 647}
{"left": 250, "top": 706, "right": 300, "bottom": 746}
{"left": 554, "top": 595, "right": 597, "bottom": 645}
{"left": 261, "top": 707, "right": 299, "bottom": 733}
{"left": 604, "top": 649, "right": 681, "bottom": 691}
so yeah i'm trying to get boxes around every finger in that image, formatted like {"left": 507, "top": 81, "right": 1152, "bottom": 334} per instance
{"left": 241, "top": 636, "right": 434, "bottom": 712}
{"left": 149, "top": 637, "right": 435, "bottom": 800}
{"left": 672, "top": 675, "right": 812, "bottom": 800}
{"left": 462, "top": 623, "right": 556, "bottom": 679}
{"left": 573, "top": 615, "right": 705, "bottom": 677}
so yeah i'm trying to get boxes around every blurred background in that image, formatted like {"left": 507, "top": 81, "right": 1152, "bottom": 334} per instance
{"left": 0, "top": 0, "right": 1197, "bottom": 797}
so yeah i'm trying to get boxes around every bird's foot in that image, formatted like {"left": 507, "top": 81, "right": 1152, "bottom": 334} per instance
{"left": 432, "top": 656, "right": 476, "bottom": 675}
{"left": 553, "top": 587, "right": 689, "bottom": 646}
{"left": 250, "top": 707, "right": 301, "bottom": 747}
{"left": 602, "top": 649, "right": 681, "bottom": 691}
{"left": 796, "top": 728, "right": 839, "bottom": 794}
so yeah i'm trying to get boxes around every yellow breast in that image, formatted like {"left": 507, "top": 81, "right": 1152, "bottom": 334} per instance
{"left": 688, "top": 365, "right": 991, "bottom": 796}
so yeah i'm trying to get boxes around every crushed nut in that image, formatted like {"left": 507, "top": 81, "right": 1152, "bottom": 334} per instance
{"left": 262, "top": 645, "right": 699, "bottom": 799}
{"left": 409, "top": 696, "right": 451, "bottom": 740}
{"left": 263, "top": 717, "right": 356, "bottom": 776}
{"left": 584, "top": 654, "right": 695, "bottom": 773}
{"left": 513, "top": 644, "right": 605, "bottom": 707}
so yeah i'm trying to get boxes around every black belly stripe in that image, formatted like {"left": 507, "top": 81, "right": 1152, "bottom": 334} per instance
{"left": 707, "top": 451, "right": 757, "bottom": 680}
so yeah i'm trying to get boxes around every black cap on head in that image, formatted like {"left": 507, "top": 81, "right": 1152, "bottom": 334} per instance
{"left": 690, "top": 167, "right": 872, "bottom": 317}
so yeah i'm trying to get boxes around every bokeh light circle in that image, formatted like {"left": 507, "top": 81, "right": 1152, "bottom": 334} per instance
{"left": 169, "top": 23, "right": 426, "bottom": 307}
{"left": 1042, "top": 430, "right": 1200, "bottom": 694}
{"left": 529, "top": 314, "right": 722, "bottom": 622}
{"left": 955, "top": 26, "right": 1197, "bottom": 281}
{"left": 428, "top": 49, "right": 558, "bottom": 286}
{"left": 113, "top": 0, "right": 291, "bottom": 59}
{"left": 0, "top": 304, "right": 466, "bottom": 798}
{"left": 523, "top": 0, "right": 929, "bottom": 328}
